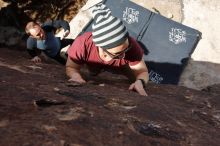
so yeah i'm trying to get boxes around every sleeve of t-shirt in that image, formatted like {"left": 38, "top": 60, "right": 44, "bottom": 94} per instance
{"left": 51, "top": 20, "right": 70, "bottom": 31}
{"left": 42, "top": 20, "right": 70, "bottom": 32}
{"left": 26, "top": 37, "right": 41, "bottom": 57}
{"left": 26, "top": 37, "right": 36, "bottom": 50}
{"left": 126, "top": 37, "right": 144, "bottom": 66}
{"left": 67, "top": 35, "right": 85, "bottom": 65}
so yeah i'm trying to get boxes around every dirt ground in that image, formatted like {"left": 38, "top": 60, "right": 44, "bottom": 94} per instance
{"left": 0, "top": 47, "right": 220, "bottom": 146}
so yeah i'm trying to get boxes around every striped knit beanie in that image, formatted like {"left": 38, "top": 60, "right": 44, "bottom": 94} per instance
{"left": 91, "top": 3, "right": 128, "bottom": 49}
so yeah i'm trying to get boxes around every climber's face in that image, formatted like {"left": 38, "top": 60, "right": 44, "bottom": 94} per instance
{"left": 29, "top": 25, "right": 45, "bottom": 40}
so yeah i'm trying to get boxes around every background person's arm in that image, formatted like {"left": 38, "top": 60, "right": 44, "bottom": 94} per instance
{"left": 26, "top": 37, "right": 42, "bottom": 63}
{"left": 52, "top": 20, "right": 70, "bottom": 31}
{"left": 52, "top": 20, "right": 70, "bottom": 39}
{"left": 43, "top": 19, "right": 70, "bottom": 39}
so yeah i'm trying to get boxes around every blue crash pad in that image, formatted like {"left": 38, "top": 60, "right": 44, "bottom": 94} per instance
{"left": 80, "top": 0, "right": 201, "bottom": 84}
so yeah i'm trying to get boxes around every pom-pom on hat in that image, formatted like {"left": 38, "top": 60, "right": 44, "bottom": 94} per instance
{"left": 91, "top": 3, "right": 128, "bottom": 49}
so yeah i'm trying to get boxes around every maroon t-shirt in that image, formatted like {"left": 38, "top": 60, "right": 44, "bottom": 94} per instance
{"left": 68, "top": 32, "right": 144, "bottom": 70}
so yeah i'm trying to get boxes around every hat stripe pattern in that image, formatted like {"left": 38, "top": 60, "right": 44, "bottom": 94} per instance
{"left": 91, "top": 3, "right": 128, "bottom": 49}
{"left": 92, "top": 8, "right": 111, "bottom": 22}
{"left": 93, "top": 18, "right": 120, "bottom": 37}
{"left": 92, "top": 16, "right": 115, "bottom": 30}
{"left": 93, "top": 22, "right": 126, "bottom": 43}
{"left": 94, "top": 28, "right": 127, "bottom": 47}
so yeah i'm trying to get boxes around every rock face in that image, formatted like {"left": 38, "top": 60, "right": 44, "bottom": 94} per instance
{"left": 179, "top": 0, "right": 220, "bottom": 89}
{"left": 0, "top": 26, "right": 23, "bottom": 46}
{"left": 0, "top": 47, "right": 220, "bottom": 146}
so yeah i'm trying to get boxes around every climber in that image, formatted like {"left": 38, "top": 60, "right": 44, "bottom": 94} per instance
{"left": 66, "top": 4, "right": 149, "bottom": 96}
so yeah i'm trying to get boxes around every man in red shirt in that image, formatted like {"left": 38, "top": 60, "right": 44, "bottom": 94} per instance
{"left": 66, "top": 4, "right": 149, "bottom": 96}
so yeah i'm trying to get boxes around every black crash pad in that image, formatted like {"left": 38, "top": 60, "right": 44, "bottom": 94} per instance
{"left": 80, "top": 0, "right": 201, "bottom": 84}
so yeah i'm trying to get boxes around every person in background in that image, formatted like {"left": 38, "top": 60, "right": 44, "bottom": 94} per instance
{"left": 66, "top": 4, "right": 149, "bottom": 96}
{"left": 25, "top": 19, "right": 73, "bottom": 64}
